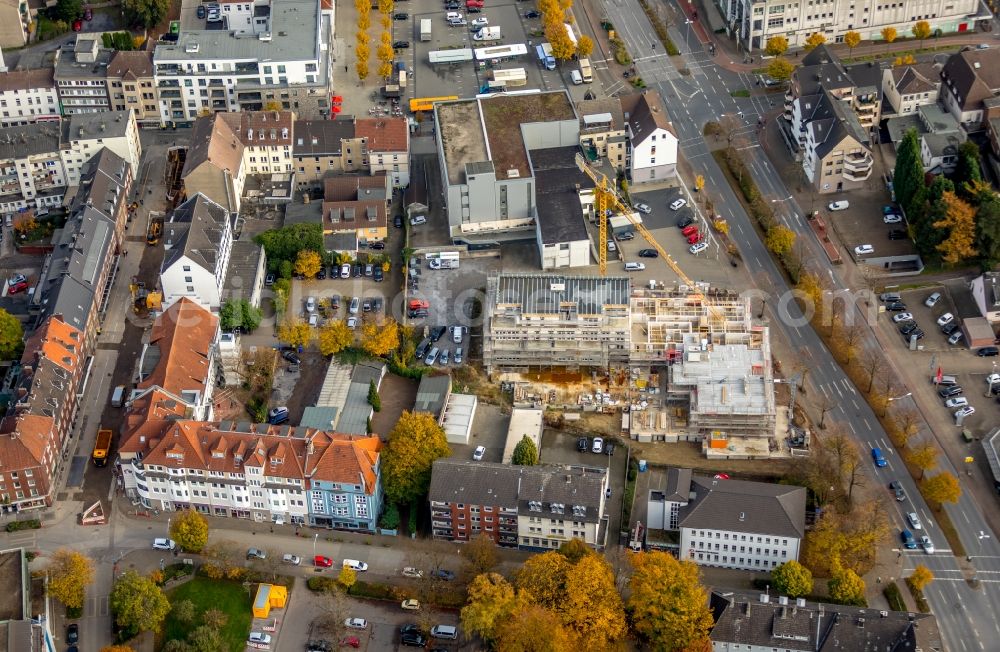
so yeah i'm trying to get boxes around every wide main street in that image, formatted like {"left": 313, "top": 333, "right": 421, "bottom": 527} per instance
{"left": 598, "top": 0, "right": 1000, "bottom": 647}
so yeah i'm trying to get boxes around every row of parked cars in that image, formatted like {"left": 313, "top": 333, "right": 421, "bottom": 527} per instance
{"left": 416, "top": 325, "right": 467, "bottom": 365}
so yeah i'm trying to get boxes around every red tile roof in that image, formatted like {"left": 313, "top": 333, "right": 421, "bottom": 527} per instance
{"left": 138, "top": 298, "right": 218, "bottom": 399}
{"left": 354, "top": 117, "right": 408, "bottom": 152}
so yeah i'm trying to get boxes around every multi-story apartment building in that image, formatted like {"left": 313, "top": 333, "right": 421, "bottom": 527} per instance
{"left": 107, "top": 49, "right": 162, "bottom": 128}
{"left": 719, "top": 0, "right": 989, "bottom": 53}
{"left": 135, "top": 298, "right": 219, "bottom": 421}
{"left": 881, "top": 63, "right": 940, "bottom": 117}
{"left": 0, "top": 110, "right": 140, "bottom": 214}
{"left": 322, "top": 175, "right": 390, "bottom": 245}
{"left": 621, "top": 90, "right": 678, "bottom": 183}
{"left": 576, "top": 97, "right": 627, "bottom": 169}
{"left": 482, "top": 274, "right": 631, "bottom": 374}
{"left": 0, "top": 316, "right": 84, "bottom": 512}
{"left": 118, "top": 422, "right": 383, "bottom": 529}
{"left": 940, "top": 47, "right": 1000, "bottom": 127}
{"left": 161, "top": 193, "right": 234, "bottom": 312}
{"left": 291, "top": 119, "right": 355, "bottom": 187}
{"left": 152, "top": 0, "right": 331, "bottom": 125}
{"left": 429, "top": 459, "right": 609, "bottom": 550}
{"left": 181, "top": 110, "right": 293, "bottom": 212}
{"left": 646, "top": 470, "right": 805, "bottom": 571}
{"left": 0, "top": 69, "right": 60, "bottom": 127}
{"left": 352, "top": 117, "right": 410, "bottom": 188}
{"left": 53, "top": 36, "right": 113, "bottom": 114}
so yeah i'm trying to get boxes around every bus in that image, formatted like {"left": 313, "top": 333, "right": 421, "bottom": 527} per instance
{"left": 92, "top": 429, "right": 113, "bottom": 466}
{"left": 409, "top": 96, "right": 459, "bottom": 112}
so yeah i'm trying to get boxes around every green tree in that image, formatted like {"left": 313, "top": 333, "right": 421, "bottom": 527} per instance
{"left": 169, "top": 509, "right": 209, "bottom": 553}
{"left": 318, "top": 320, "right": 353, "bottom": 356}
{"left": 975, "top": 189, "right": 1000, "bottom": 268}
{"left": 219, "top": 299, "right": 261, "bottom": 333}
{"left": 765, "top": 225, "right": 796, "bottom": 256}
{"left": 766, "top": 57, "right": 795, "bottom": 83}
{"left": 770, "top": 560, "right": 813, "bottom": 598}
{"left": 367, "top": 379, "right": 381, "bottom": 412}
{"left": 843, "top": 30, "right": 861, "bottom": 55}
{"left": 912, "top": 20, "right": 931, "bottom": 49}
{"left": 170, "top": 599, "right": 196, "bottom": 624}
{"left": 187, "top": 625, "right": 224, "bottom": 652}
{"left": 511, "top": 435, "right": 539, "bottom": 466}
{"left": 254, "top": 223, "right": 324, "bottom": 270}
{"left": 381, "top": 411, "right": 451, "bottom": 503}
{"left": 628, "top": 551, "right": 714, "bottom": 651}
{"left": 54, "top": 0, "right": 82, "bottom": 23}
{"left": 0, "top": 308, "right": 24, "bottom": 360}
{"left": 109, "top": 571, "right": 170, "bottom": 639}
{"left": 803, "top": 32, "right": 826, "bottom": 51}
{"left": 121, "top": 0, "right": 169, "bottom": 28}
{"left": 827, "top": 565, "right": 866, "bottom": 605}
{"left": 922, "top": 471, "right": 962, "bottom": 505}
{"left": 764, "top": 35, "right": 788, "bottom": 57}
{"left": 46, "top": 549, "right": 95, "bottom": 610}
{"left": 894, "top": 129, "right": 926, "bottom": 222}
{"left": 953, "top": 140, "right": 983, "bottom": 193}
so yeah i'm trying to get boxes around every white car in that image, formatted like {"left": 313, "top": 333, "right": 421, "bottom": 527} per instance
{"left": 152, "top": 538, "right": 176, "bottom": 551}
{"left": 410, "top": 215, "right": 427, "bottom": 226}
{"left": 401, "top": 599, "right": 421, "bottom": 610}
{"left": 987, "top": 373, "right": 1000, "bottom": 386}
{"left": 473, "top": 445, "right": 486, "bottom": 461}
{"left": 633, "top": 202, "right": 652, "bottom": 214}
{"left": 948, "top": 331, "right": 964, "bottom": 345}
{"left": 944, "top": 397, "right": 968, "bottom": 409}
{"left": 891, "top": 312, "right": 913, "bottom": 323}
{"left": 471, "top": 16, "right": 488, "bottom": 26}
{"left": 828, "top": 200, "right": 850, "bottom": 211}
{"left": 248, "top": 632, "right": 272, "bottom": 645}
{"left": 883, "top": 213, "right": 903, "bottom": 224}
{"left": 282, "top": 553, "right": 301, "bottom": 565}
{"left": 402, "top": 567, "right": 423, "bottom": 578}
{"left": 669, "top": 198, "right": 687, "bottom": 211}
{"left": 854, "top": 244, "right": 874, "bottom": 256}
{"left": 925, "top": 292, "right": 941, "bottom": 307}
{"left": 907, "top": 512, "right": 922, "bottom": 530}
{"left": 689, "top": 242, "right": 709, "bottom": 255}
{"left": 591, "top": 437, "right": 604, "bottom": 454}
{"left": 343, "top": 559, "right": 368, "bottom": 572}
{"left": 306, "top": 296, "right": 316, "bottom": 313}
{"left": 955, "top": 406, "right": 976, "bottom": 419}
{"left": 344, "top": 618, "right": 369, "bottom": 630}
{"left": 920, "top": 535, "right": 935, "bottom": 554}
{"left": 936, "top": 313, "right": 954, "bottom": 327}
{"left": 607, "top": 241, "right": 616, "bottom": 251}
{"left": 347, "top": 316, "right": 358, "bottom": 329}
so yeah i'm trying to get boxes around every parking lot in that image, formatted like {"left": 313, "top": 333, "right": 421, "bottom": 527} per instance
{"left": 406, "top": 252, "right": 500, "bottom": 330}
{"left": 825, "top": 193, "right": 918, "bottom": 262}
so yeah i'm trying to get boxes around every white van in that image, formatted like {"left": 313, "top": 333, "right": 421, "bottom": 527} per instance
{"left": 624, "top": 262, "right": 646, "bottom": 272}
{"left": 570, "top": 70, "right": 583, "bottom": 85}
{"left": 111, "top": 385, "right": 126, "bottom": 407}
{"left": 431, "top": 625, "right": 458, "bottom": 640}
{"left": 152, "top": 538, "right": 176, "bottom": 551}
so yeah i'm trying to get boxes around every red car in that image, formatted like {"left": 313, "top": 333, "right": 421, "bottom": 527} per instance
{"left": 8, "top": 281, "right": 28, "bottom": 295}
{"left": 466, "top": 0, "right": 484, "bottom": 6}
{"left": 314, "top": 555, "right": 333, "bottom": 567}
{"left": 72, "top": 19, "right": 82, "bottom": 31}
{"left": 681, "top": 224, "right": 698, "bottom": 237}
{"left": 340, "top": 637, "right": 361, "bottom": 649}
{"left": 408, "top": 299, "right": 429, "bottom": 311}
{"left": 687, "top": 232, "right": 702, "bottom": 244}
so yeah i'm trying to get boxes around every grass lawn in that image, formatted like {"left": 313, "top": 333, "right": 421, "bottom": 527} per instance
{"left": 162, "top": 577, "right": 253, "bottom": 652}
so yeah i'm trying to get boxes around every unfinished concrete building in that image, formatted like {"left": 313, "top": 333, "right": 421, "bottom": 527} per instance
{"left": 627, "top": 286, "right": 778, "bottom": 447}
{"left": 482, "top": 274, "right": 631, "bottom": 375}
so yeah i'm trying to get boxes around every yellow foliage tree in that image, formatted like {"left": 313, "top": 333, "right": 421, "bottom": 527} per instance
{"left": 765, "top": 224, "right": 796, "bottom": 256}
{"left": 460, "top": 573, "right": 520, "bottom": 644}
{"left": 546, "top": 23, "right": 575, "bottom": 60}
{"left": 381, "top": 411, "right": 451, "bottom": 503}
{"left": 576, "top": 34, "right": 594, "bottom": 58}
{"left": 263, "top": 101, "right": 283, "bottom": 111}
{"left": 356, "top": 56, "right": 370, "bottom": 81}
{"left": 13, "top": 213, "right": 36, "bottom": 235}
{"left": 843, "top": 30, "right": 861, "bottom": 55}
{"left": 909, "top": 564, "right": 934, "bottom": 591}
{"left": 338, "top": 565, "right": 357, "bottom": 590}
{"left": 318, "top": 320, "right": 354, "bottom": 356}
{"left": 46, "top": 549, "right": 95, "bottom": 610}
{"left": 922, "top": 471, "right": 962, "bottom": 506}
{"left": 378, "top": 60, "right": 393, "bottom": 78}
{"left": 294, "top": 249, "right": 322, "bottom": 278}
{"left": 380, "top": 13, "right": 391, "bottom": 30}
{"left": 277, "top": 318, "right": 311, "bottom": 348}
{"left": 354, "top": 0, "right": 367, "bottom": 12}
{"left": 803, "top": 32, "right": 826, "bottom": 51}
{"left": 694, "top": 175, "right": 705, "bottom": 192}
{"left": 933, "top": 191, "right": 978, "bottom": 264}
{"left": 912, "top": 20, "right": 931, "bottom": 48}
{"left": 169, "top": 509, "right": 209, "bottom": 553}
{"left": 802, "top": 503, "right": 889, "bottom": 577}
{"left": 361, "top": 318, "right": 400, "bottom": 357}
{"left": 764, "top": 35, "right": 788, "bottom": 57}
{"left": 881, "top": 26, "right": 897, "bottom": 49}
{"left": 496, "top": 604, "right": 573, "bottom": 652}
{"left": 766, "top": 57, "right": 795, "bottom": 83}
{"left": 377, "top": 41, "right": 394, "bottom": 65}
{"left": 827, "top": 564, "right": 866, "bottom": 606}
{"left": 893, "top": 54, "right": 916, "bottom": 66}
{"left": 101, "top": 646, "right": 137, "bottom": 652}
{"left": 377, "top": 0, "right": 393, "bottom": 14}
{"left": 559, "top": 555, "right": 628, "bottom": 645}
{"left": 628, "top": 551, "right": 714, "bottom": 651}
{"left": 515, "top": 552, "right": 571, "bottom": 608}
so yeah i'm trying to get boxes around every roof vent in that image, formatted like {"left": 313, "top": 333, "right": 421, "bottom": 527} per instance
{"left": 185, "top": 42, "right": 200, "bottom": 53}
{"left": 507, "top": 169, "right": 520, "bottom": 178}
{"left": 738, "top": 511, "right": 746, "bottom": 521}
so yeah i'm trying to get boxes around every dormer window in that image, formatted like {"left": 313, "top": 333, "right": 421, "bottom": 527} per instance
{"left": 270, "top": 457, "right": 283, "bottom": 465}
{"left": 247, "top": 129, "right": 253, "bottom": 141}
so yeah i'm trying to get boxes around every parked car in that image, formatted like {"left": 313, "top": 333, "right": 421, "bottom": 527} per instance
{"left": 393, "top": 40, "right": 410, "bottom": 49}
{"left": 471, "top": 16, "right": 489, "bottom": 26}
{"left": 394, "top": 11, "right": 408, "bottom": 18}
{"left": 925, "top": 292, "right": 941, "bottom": 307}
{"left": 343, "top": 559, "right": 368, "bottom": 571}
{"left": 524, "top": 9, "right": 541, "bottom": 16}
{"left": 394, "top": 214, "right": 403, "bottom": 228}
{"left": 344, "top": 618, "right": 369, "bottom": 630}
{"left": 7, "top": 280, "right": 28, "bottom": 294}
{"left": 431, "top": 326, "right": 447, "bottom": 341}
{"left": 473, "top": 445, "right": 486, "bottom": 460}
{"left": 828, "top": 200, "right": 849, "bottom": 211}
{"left": 591, "top": 437, "right": 604, "bottom": 454}
{"left": 891, "top": 312, "right": 913, "bottom": 323}
{"left": 618, "top": 230, "right": 635, "bottom": 240}
{"left": 248, "top": 632, "right": 272, "bottom": 645}
{"left": 374, "top": 267, "right": 384, "bottom": 282}
{"left": 314, "top": 555, "right": 334, "bottom": 567}
{"left": 948, "top": 330, "right": 965, "bottom": 345}
{"left": 676, "top": 215, "right": 694, "bottom": 228}
{"left": 669, "top": 198, "right": 687, "bottom": 210}
{"left": 978, "top": 346, "right": 1000, "bottom": 357}
{"left": 246, "top": 548, "right": 266, "bottom": 560}
{"left": 72, "top": 18, "right": 82, "bottom": 31}
{"left": 282, "top": 553, "right": 301, "bottom": 565}
{"left": 854, "top": 244, "right": 874, "bottom": 255}
{"left": 638, "top": 249, "right": 659, "bottom": 258}
{"left": 401, "top": 631, "right": 427, "bottom": 647}
{"left": 938, "top": 385, "right": 963, "bottom": 398}
{"left": 402, "top": 567, "right": 423, "bottom": 578}
{"left": 67, "top": 624, "right": 79, "bottom": 644}
{"left": 907, "top": 512, "right": 923, "bottom": 530}
{"left": 883, "top": 213, "right": 903, "bottom": 224}
{"left": 936, "top": 313, "right": 954, "bottom": 327}
{"left": 899, "top": 322, "right": 920, "bottom": 335}
{"left": 576, "top": 437, "right": 588, "bottom": 452}
{"left": 430, "top": 568, "right": 455, "bottom": 581}
{"left": 410, "top": 215, "right": 427, "bottom": 226}
{"left": 955, "top": 405, "right": 976, "bottom": 418}
{"left": 633, "top": 202, "right": 652, "bottom": 214}
{"left": 885, "top": 301, "right": 907, "bottom": 311}
{"left": 888, "top": 229, "right": 907, "bottom": 240}
{"left": 152, "top": 538, "right": 176, "bottom": 550}
{"left": 454, "top": 347, "right": 463, "bottom": 364}
{"left": 197, "top": 5, "right": 206, "bottom": 18}
{"left": 941, "top": 321, "right": 959, "bottom": 335}
{"left": 689, "top": 242, "right": 709, "bottom": 255}
{"left": 944, "top": 397, "right": 969, "bottom": 409}
{"left": 282, "top": 350, "right": 301, "bottom": 364}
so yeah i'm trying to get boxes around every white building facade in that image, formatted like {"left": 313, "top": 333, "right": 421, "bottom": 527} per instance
{"left": 0, "top": 70, "right": 60, "bottom": 127}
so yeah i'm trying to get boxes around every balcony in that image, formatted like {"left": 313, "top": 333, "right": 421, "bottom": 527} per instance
{"left": 211, "top": 100, "right": 228, "bottom": 109}
{"left": 160, "top": 90, "right": 181, "bottom": 99}
{"left": 210, "top": 90, "right": 226, "bottom": 98}
{"left": 237, "top": 91, "right": 262, "bottom": 101}
{"left": 158, "top": 79, "right": 180, "bottom": 88}
{"left": 234, "top": 62, "right": 260, "bottom": 74}
{"left": 843, "top": 152, "right": 873, "bottom": 173}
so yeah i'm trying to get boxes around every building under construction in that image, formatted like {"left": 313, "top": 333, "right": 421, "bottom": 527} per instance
{"left": 482, "top": 274, "right": 631, "bottom": 375}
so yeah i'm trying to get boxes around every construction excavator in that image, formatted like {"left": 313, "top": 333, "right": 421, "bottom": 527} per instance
{"left": 129, "top": 278, "right": 162, "bottom": 316}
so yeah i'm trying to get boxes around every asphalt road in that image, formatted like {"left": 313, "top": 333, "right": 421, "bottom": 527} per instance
{"left": 599, "top": 0, "right": 1000, "bottom": 645}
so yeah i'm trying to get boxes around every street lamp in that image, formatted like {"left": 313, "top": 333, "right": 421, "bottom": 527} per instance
{"left": 312, "top": 532, "right": 318, "bottom": 559}
{"left": 770, "top": 195, "right": 793, "bottom": 203}
{"left": 166, "top": 517, "right": 171, "bottom": 539}
{"left": 884, "top": 392, "right": 911, "bottom": 416}
{"left": 684, "top": 20, "right": 693, "bottom": 47}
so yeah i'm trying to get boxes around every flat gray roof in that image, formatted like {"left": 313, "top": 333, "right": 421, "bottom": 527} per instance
{"left": 0, "top": 122, "right": 60, "bottom": 160}
{"left": 493, "top": 274, "right": 630, "bottom": 315}
{"left": 154, "top": 0, "right": 321, "bottom": 63}
{"left": 63, "top": 111, "right": 133, "bottom": 142}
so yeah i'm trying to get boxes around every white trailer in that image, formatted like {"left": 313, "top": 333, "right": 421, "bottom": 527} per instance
{"left": 429, "top": 48, "right": 474, "bottom": 64}
{"left": 474, "top": 43, "right": 528, "bottom": 61}
{"left": 490, "top": 67, "right": 527, "bottom": 87}
{"left": 420, "top": 19, "right": 432, "bottom": 41}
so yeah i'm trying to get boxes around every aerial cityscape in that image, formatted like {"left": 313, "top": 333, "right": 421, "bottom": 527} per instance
{"left": 0, "top": 0, "right": 998, "bottom": 649}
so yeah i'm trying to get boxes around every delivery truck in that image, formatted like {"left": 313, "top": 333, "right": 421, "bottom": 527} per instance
{"left": 536, "top": 43, "right": 555, "bottom": 70}
{"left": 92, "top": 429, "right": 113, "bottom": 467}
{"left": 579, "top": 57, "right": 593, "bottom": 83}
{"left": 420, "top": 18, "right": 432, "bottom": 41}
{"left": 472, "top": 26, "right": 501, "bottom": 41}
